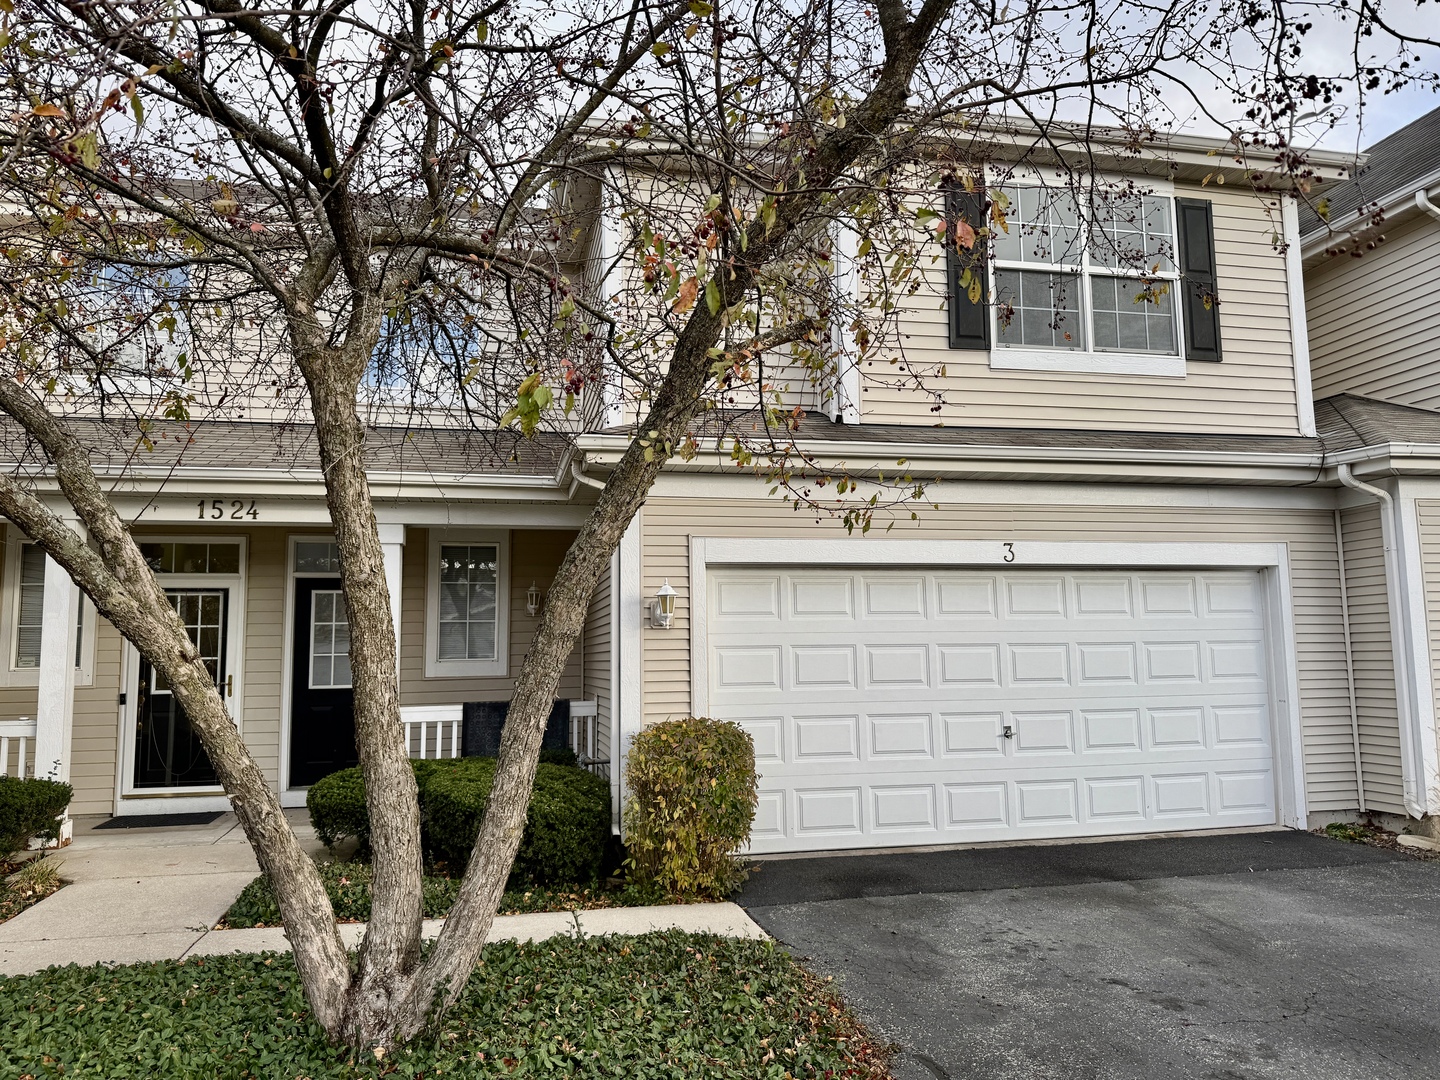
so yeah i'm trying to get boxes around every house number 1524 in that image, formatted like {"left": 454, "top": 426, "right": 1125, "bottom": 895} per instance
{"left": 198, "top": 499, "right": 260, "bottom": 520}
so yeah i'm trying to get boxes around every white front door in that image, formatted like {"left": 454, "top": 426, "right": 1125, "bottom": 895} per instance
{"left": 707, "top": 568, "right": 1278, "bottom": 854}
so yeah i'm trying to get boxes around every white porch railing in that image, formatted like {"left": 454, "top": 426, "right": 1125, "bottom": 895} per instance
{"left": 0, "top": 718, "right": 37, "bottom": 779}
{"left": 401, "top": 701, "right": 608, "bottom": 778}
{"left": 401, "top": 706, "right": 462, "bottom": 761}
{"left": 567, "top": 699, "right": 609, "bottom": 779}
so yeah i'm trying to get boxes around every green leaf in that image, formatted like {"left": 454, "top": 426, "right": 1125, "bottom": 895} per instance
{"left": 688, "top": 0, "right": 714, "bottom": 14}
{"left": 651, "top": 42, "right": 671, "bottom": 57}
{"left": 704, "top": 278, "right": 721, "bottom": 315}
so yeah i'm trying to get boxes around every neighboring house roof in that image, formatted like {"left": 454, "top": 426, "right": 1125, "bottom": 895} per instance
{"left": 1298, "top": 103, "right": 1440, "bottom": 236}
{"left": 0, "top": 418, "right": 569, "bottom": 480}
{"left": 1314, "top": 393, "right": 1440, "bottom": 451}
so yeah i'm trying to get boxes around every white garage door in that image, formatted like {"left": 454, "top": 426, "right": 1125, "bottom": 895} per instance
{"left": 706, "top": 568, "right": 1278, "bottom": 854}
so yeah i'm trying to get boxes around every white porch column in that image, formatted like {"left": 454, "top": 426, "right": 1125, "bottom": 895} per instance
{"left": 377, "top": 524, "right": 406, "bottom": 674}
{"left": 34, "top": 534, "right": 81, "bottom": 842}
{"left": 614, "top": 515, "right": 643, "bottom": 832}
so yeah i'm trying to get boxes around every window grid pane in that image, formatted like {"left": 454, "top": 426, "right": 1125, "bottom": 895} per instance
{"left": 436, "top": 544, "right": 499, "bottom": 661}
{"left": 1091, "top": 276, "right": 1177, "bottom": 354}
{"left": 995, "top": 270, "right": 1084, "bottom": 350}
{"left": 310, "top": 589, "right": 352, "bottom": 689}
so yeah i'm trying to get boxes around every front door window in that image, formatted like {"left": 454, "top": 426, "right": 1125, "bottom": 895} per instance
{"left": 133, "top": 589, "right": 225, "bottom": 788}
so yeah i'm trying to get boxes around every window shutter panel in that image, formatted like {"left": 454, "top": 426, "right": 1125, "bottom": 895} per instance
{"left": 945, "top": 184, "right": 990, "bottom": 350}
{"left": 1175, "top": 197, "right": 1222, "bottom": 361}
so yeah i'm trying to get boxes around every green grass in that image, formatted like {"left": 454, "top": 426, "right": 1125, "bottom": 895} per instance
{"left": 220, "top": 861, "right": 668, "bottom": 928}
{"left": 0, "top": 856, "right": 64, "bottom": 926}
{"left": 0, "top": 931, "right": 891, "bottom": 1079}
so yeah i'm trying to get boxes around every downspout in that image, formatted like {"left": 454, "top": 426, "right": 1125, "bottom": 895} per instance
{"left": 1333, "top": 508, "right": 1367, "bottom": 812}
{"left": 570, "top": 459, "right": 607, "bottom": 491}
{"left": 1336, "top": 463, "right": 1424, "bottom": 816}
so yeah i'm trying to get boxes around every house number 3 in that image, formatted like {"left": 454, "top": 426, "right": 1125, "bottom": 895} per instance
{"left": 1003, "top": 542, "right": 1015, "bottom": 562}
{"left": 198, "top": 499, "right": 260, "bottom": 520}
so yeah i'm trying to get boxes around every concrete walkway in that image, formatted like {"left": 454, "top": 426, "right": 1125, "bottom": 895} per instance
{"left": 0, "top": 812, "right": 765, "bottom": 976}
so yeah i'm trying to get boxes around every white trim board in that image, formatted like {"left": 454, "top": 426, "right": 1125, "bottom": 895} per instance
{"left": 1282, "top": 197, "right": 1317, "bottom": 438}
{"left": 642, "top": 473, "right": 1337, "bottom": 509}
{"left": 687, "top": 536, "right": 1309, "bottom": 831}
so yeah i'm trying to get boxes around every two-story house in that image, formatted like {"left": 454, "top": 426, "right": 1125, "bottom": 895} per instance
{"left": 4, "top": 119, "right": 1437, "bottom": 854}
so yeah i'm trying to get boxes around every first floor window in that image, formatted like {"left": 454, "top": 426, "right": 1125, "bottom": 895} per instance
{"left": 11, "top": 544, "right": 87, "bottom": 672}
{"left": 437, "top": 544, "right": 499, "bottom": 661}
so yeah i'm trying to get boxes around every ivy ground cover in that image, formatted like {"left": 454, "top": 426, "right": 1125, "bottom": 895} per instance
{"left": 0, "top": 930, "right": 892, "bottom": 1079}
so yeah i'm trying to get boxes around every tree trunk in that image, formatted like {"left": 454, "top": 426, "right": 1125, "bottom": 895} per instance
{"left": 298, "top": 348, "right": 426, "bottom": 1045}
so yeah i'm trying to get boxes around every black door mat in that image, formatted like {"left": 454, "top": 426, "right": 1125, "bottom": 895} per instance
{"left": 94, "top": 812, "right": 225, "bottom": 829}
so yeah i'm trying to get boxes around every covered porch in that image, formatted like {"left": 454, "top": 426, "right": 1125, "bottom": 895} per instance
{"left": 0, "top": 488, "right": 614, "bottom": 834}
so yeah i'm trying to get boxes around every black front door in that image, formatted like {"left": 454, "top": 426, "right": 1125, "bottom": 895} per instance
{"left": 290, "top": 577, "right": 358, "bottom": 786}
{"left": 133, "top": 589, "right": 224, "bottom": 788}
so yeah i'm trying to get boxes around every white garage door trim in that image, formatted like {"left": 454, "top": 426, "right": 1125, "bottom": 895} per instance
{"left": 689, "top": 539, "right": 1307, "bottom": 835}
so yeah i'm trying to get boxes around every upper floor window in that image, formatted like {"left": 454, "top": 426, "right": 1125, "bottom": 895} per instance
{"left": 945, "top": 181, "right": 1222, "bottom": 377}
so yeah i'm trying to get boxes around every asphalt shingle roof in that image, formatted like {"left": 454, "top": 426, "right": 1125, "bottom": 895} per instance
{"left": 1299, "top": 103, "right": 1440, "bottom": 236}
{"left": 0, "top": 418, "right": 568, "bottom": 479}
{"left": 1313, "top": 393, "right": 1440, "bottom": 451}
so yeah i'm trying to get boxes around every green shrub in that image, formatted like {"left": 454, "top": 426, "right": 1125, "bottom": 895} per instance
{"left": 425, "top": 758, "right": 611, "bottom": 883}
{"left": 624, "top": 717, "right": 758, "bottom": 899}
{"left": 305, "top": 767, "right": 372, "bottom": 851}
{"left": 306, "top": 757, "right": 610, "bottom": 886}
{"left": 0, "top": 776, "right": 72, "bottom": 858}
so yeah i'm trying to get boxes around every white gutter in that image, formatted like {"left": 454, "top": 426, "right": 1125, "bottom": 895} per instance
{"left": 1301, "top": 170, "right": 1440, "bottom": 258}
{"left": 1417, "top": 187, "right": 1440, "bottom": 226}
{"left": 1336, "top": 463, "right": 1426, "bottom": 816}
{"left": 570, "top": 459, "right": 606, "bottom": 491}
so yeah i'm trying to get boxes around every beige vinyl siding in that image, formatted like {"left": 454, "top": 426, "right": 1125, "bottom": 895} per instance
{"left": 861, "top": 185, "right": 1301, "bottom": 435}
{"left": 240, "top": 529, "right": 287, "bottom": 791}
{"left": 1307, "top": 213, "right": 1440, "bottom": 410}
{"left": 398, "top": 528, "right": 582, "bottom": 707}
{"left": 1336, "top": 505, "right": 1406, "bottom": 814}
{"left": 69, "top": 621, "right": 122, "bottom": 815}
{"left": 1418, "top": 501, "right": 1440, "bottom": 772}
{"left": 583, "top": 559, "right": 613, "bottom": 763}
{"left": 639, "top": 495, "right": 1359, "bottom": 812}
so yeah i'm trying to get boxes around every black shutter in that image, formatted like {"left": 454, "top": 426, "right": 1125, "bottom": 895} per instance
{"left": 945, "top": 184, "right": 990, "bottom": 350}
{"left": 1175, "top": 197, "right": 1222, "bottom": 362}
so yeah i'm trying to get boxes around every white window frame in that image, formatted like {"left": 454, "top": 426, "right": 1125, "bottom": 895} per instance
{"left": 424, "top": 529, "right": 510, "bottom": 678}
{"left": 985, "top": 175, "right": 1187, "bottom": 379}
{"left": 0, "top": 528, "right": 96, "bottom": 688}
{"left": 308, "top": 588, "right": 353, "bottom": 690}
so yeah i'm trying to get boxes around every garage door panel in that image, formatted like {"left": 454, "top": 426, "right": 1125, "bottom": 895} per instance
{"left": 709, "top": 567, "right": 1279, "bottom": 853}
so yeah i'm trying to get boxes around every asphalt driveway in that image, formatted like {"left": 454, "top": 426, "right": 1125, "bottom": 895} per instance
{"left": 736, "top": 831, "right": 1440, "bottom": 1080}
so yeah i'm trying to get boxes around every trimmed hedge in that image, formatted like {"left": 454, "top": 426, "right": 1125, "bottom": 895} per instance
{"left": 0, "top": 776, "right": 72, "bottom": 858}
{"left": 624, "top": 717, "right": 758, "bottom": 899}
{"left": 306, "top": 754, "right": 609, "bottom": 885}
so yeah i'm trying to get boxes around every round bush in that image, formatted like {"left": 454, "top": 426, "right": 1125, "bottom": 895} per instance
{"left": 424, "top": 758, "right": 611, "bottom": 884}
{"left": 305, "top": 767, "right": 371, "bottom": 852}
{"left": 305, "top": 758, "right": 610, "bottom": 886}
{"left": 0, "top": 776, "right": 73, "bottom": 858}
{"left": 623, "top": 717, "right": 757, "bottom": 899}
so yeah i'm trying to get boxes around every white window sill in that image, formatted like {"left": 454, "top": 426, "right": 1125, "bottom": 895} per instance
{"left": 990, "top": 348, "right": 1186, "bottom": 379}
{"left": 422, "top": 657, "right": 509, "bottom": 680}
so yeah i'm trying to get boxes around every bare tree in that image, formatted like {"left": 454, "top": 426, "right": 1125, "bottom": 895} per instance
{"left": 0, "top": 0, "right": 1432, "bottom": 1052}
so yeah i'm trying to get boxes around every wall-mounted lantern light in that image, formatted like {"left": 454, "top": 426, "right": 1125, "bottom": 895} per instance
{"left": 526, "top": 581, "right": 542, "bottom": 617}
{"left": 650, "top": 579, "right": 677, "bottom": 629}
